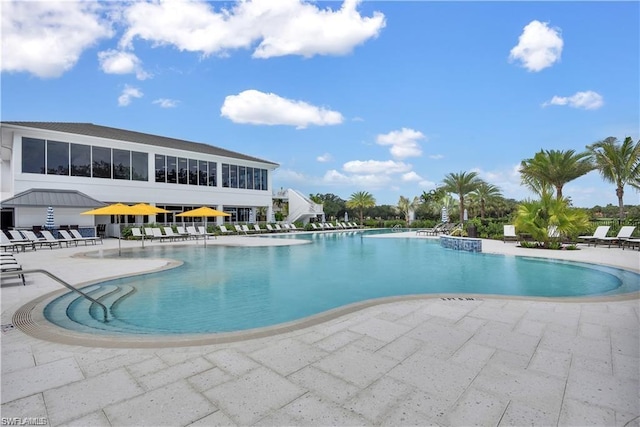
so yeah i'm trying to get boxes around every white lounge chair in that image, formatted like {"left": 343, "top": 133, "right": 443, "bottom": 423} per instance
{"left": 289, "top": 224, "right": 301, "bottom": 231}
{"left": 219, "top": 225, "right": 234, "bottom": 235}
{"left": 39, "top": 230, "right": 65, "bottom": 248}
{"left": 144, "top": 227, "right": 157, "bottom": 241}
{"left": 70, "top": 229, "right": 100, "bottom": 245}
{"left": 310, "top": 223, "right": 319, "bottom": 230}
{"left": 131, "top": 227, "right": 144, "bottom": 240}
{"left": 58, "top": 229, "right": 81, "bottom": 246}
{"left": 597, "top": 226, "right": 636, "bottom": 248}
{"left": 234, "top": 224, "right": 245, "bottom": 234}
{"left": 165, "top": 226, "right": 186, "bottom": 241}
{"left": 578, "top": 226, "right": 610, "bottom": 247}
{"left": 274, "top": 224, "right": 284, "bottom": 232}
{"left": 186, "top": 226, "right": 202, "bottom": 239}
{"left": 175, "top": 226, "right": 191, "bottom": 239}
{"left": 1, "top": 233, "right": 33, "bottom": 252}
{"left": 196, "top": 226, "right": 216, "bottom": 239}
{"left": 266, "top": 224, "right": 275, "bottom": 233}
{"left": 503, "top": 225, "right": 518, "bottom": 243}
{"left": 1, "top": 256, "right": 26, "bottom": 285}
{"left": 253, "top": 224, "right": 264, "bottom": 233}
{"left": 151, "top": 227, "right": 171, "bottom": 241}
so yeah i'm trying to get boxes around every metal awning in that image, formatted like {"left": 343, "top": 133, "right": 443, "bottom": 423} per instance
{"left": 1, "top": 189, "right": 106, "bottom": 208}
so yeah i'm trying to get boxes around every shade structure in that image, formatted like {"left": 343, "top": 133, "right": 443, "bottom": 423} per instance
{"left": 176, "top": 206, "right": 230, "bottom": 247}
{"left": 81, "top": 203, "right": 150, "bottom": 255}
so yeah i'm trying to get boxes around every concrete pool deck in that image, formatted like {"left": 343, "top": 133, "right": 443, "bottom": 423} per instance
{"left": 1, "top": 231, "right": 638, "bottom": 426}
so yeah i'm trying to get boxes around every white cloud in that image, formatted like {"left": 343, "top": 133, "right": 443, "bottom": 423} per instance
{"left": 1, "top": 1, "right": 113, "bottom": 78}
{"left": 273, "top": 168, "right": 308, "bottom": 183}
{"left": 323, "top": 170, "right": 391, "bottom": 187}
{"left": 419, "top": 180, "right": 437, "bottom": 189}
{"left": 153, "top": 98, "right": 179, "bottom": 108}
{"left": 120, "top": 0, "right": 385, "bottom": 59}
{"left": 317, "top": 153, "right": 333, "bottom": 162}
{"left": 342, "top": 160, "right": 412, "bottom": 175}
{"left": 401, "top": 171, "right": 422, "bottom": 182}
{"left": 542, "top": 91, "right": 604, "bottom": 110}
{"left": 509, "top": 20, "right": 563, "bottom": 72}
{"left": 98, "top": 49, "right": 150, "bottom": 80}
{"left": 220, "top": 89, "right": 343, "bottom": 128}
{"left": 376, "top": 128, "right": 425, "bottom": 159}
{"left": 429, "top": 154, "right": 444, "bottom": 160}
{"left": 472, "top": 165, "right": 524, "bottom": 200}
{"left": 118, "top": 85, "right": 143, "bottom": 106}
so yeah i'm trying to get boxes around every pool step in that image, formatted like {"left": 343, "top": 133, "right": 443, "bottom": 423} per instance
{"left": 44, "top": 285, "right": 110, "bottom": 334}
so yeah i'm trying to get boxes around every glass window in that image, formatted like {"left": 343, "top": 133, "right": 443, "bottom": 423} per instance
{"left": 222, "top": 163, "right": 229, "bottom": 187}
{"left": 261, "top": 169, "right": 268, "bottom": 190}
{"left": 113, "top": 149, "right": 131, "bottom": 180}
{"left": 47, "top": 140, "right": 69, "bottom": 175}
{"left": 252, "top": 167, "right": 259, "bottom": 189}
{"left": 167, "top": 156, "right": 177, "bottom": 183}
{"left": 208, "top": 162, "right": 217, "bottom": 187}
{"left": 189, "top": 159, "right": 198, "bottom": 185}
{"left": 70, "top": 143, "right": 91, "bottom": 177}
{"left": 131, "top": 151, "right": 148, "bottom": 181}
{"left": 238, "top": 166, "right": 246, "bottom": 189}
{"left": 229, "top": 164, "right": 238, "bottom": 188}
{"left": 178, "top": 158, "right": 187, "bottom": 184}
{"left": 22, "top": 137, "right": 45, "bottom": 174}
{"left": 198, "top": 161, "right": 208, "bottom": 186}
{"left": 92, "top": 146, "right": 111, "bottom": 178}
{"left": 247, "top": 167, "right": 254, "bottom": 190}
{"left": 155, "top": 155, "right": 166, "bottom": 183}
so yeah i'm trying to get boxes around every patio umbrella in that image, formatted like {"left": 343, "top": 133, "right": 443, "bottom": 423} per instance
{"left": 176, "top": 206, "right": 230, "bottom": 247}
{"left": 45, "top": 206, "right": 55, "bottom": 230}
{"left": 441, "top": 206, "right": 449, "bottom": 224}
{"left": 81, "top": 203, "right": 148, "bottom": 255}
{"left": 344, "top": 211, "right": 348, "bottom": 222}
{"left": 131, "top": 203, "right": 170, "bottom": 248}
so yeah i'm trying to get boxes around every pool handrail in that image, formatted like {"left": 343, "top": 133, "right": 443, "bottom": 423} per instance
{"left": 1, "top": 269, "right": 109, "bottom": 322}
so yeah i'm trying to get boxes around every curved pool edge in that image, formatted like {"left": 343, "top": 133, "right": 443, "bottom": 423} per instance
{"left": 14, "top": 289, "right": 640, "bottom": 349}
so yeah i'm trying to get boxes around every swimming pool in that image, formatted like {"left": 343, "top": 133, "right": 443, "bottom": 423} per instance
{"left": 44, "top": 231, "right": 640, "bottom": 335}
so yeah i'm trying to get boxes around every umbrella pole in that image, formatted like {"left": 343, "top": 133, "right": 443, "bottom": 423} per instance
{"left": 204, "top": 217, "right": 207, "bottom": 247}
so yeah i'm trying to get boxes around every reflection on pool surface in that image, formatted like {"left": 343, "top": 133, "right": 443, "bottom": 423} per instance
{"left": 44, "top": 231, "right": 640, "bottom": 335}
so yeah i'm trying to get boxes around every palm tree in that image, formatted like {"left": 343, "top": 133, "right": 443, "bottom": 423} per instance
{"left": 587, "top": 137, "right": 640, "bottom": 220}
{"left": 346, "top": 191, "right": 376, "bottom": 226}
{"left": 397, "top": 196, "right": 420, "bottom": 224}
{"left": 515, "top": 193, "right": 590, "bottom": 247}
{"left": 519, "top": 149, "right": 594, "bottom": 200}
{"left": 470, "top": 181, "right": 502, "bottom": 219}
{"left": 441, "top": 171, "right": 482, "bottom": 223}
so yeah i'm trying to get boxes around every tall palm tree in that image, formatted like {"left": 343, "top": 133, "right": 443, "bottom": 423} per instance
{"left": 470, "top": 181, "right": 503, "bottom": 219}
{"left": 587, "top": 136, "right": 640, "bottom": 220}
{"left": 519, "top": 149, "right": 594, "bottom": 200}
{"left": 397, "top": 196, "right": 420, "bottom": 224}
{"left": 346, "top": 191, "right": 376, "bottom": 226}
{"left": 441, "top": 171, "right": 482, "bottom": 223}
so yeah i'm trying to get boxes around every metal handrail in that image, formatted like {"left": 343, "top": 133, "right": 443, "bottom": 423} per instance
{"left": 1, "top": 269, "right": 109, "bottom": 322}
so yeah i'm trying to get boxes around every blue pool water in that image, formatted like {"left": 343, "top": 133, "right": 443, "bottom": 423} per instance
{"left": 44, "top": 231, "right": 640, "bottom": 335}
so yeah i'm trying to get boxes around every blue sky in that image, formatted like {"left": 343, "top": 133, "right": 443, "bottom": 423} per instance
{"left": 2, "top": 0, "right": 639, "bottom": 208}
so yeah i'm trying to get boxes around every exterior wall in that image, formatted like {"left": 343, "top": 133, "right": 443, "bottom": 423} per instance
{"left": 14, "top": 207, "right": 95, "bottom": 229}
{"left": 1, "top": 124, "right": 277, "bottom": 226}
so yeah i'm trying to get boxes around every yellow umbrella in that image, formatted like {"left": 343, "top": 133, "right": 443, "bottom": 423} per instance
{"left": 81, "top": 203, "right": 150, "bottom": 255}
{"left": 176, "top": 206, "right": 230, "bottom": 247}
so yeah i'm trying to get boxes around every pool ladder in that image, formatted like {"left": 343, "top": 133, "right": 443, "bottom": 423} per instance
{"left": 1, "top": 269, "right": 109, "bottom": 322}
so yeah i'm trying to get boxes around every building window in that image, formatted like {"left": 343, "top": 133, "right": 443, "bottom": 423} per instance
{"left": 189, "top": 159, "right": 198, "bottom": 185}
{"left": 92, "top": 146, "right": 111, "bottom": 178}
{"left": 178, "top": 157, "right": 188, "bottom": 184}
{"left": 222, "top": 163, "right": 229, "bottom": 187}
{"left": 229, "top": 164, "right": 238, "bottom": 188}
{"left": 198, "top": 161, "right": 208, "bottom": 186}
{"left": 238, "top": 166, "right": 246, "bottom": 189}
{"left": 47, "top": 140, "right": 69, "bottom": 175}
{"left": 253, "top": 168, "right": 261, "bottom": 191}
{"left": 113, "top": 149, "right": 131, "bottom": 180}
{"left": 167, "top": 156, "right": 177, "bottom": 183}
{"left": 247, "top": 167, "right": 254, "bottom": 189}
{"left": 208, "top": 162, "right": 217, "bottom": 187}
{"left": 131, "top": 151, "right": 148, "bottom": 181}
{"left": 71, "top": 143, "right": 91, "bottom": 177}
{"left": 261, "top": 169, "right": 268, "bottom": 190}
{"left": 155, "top": 155, "right": 166, "bottom": 183}
{"left": 22, "top": 137, "right": 45, "bottom": 174}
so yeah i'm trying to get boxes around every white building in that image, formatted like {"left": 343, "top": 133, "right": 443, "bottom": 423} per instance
{"left": 0, "top": 122, "right": 281, "bottom": 235}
